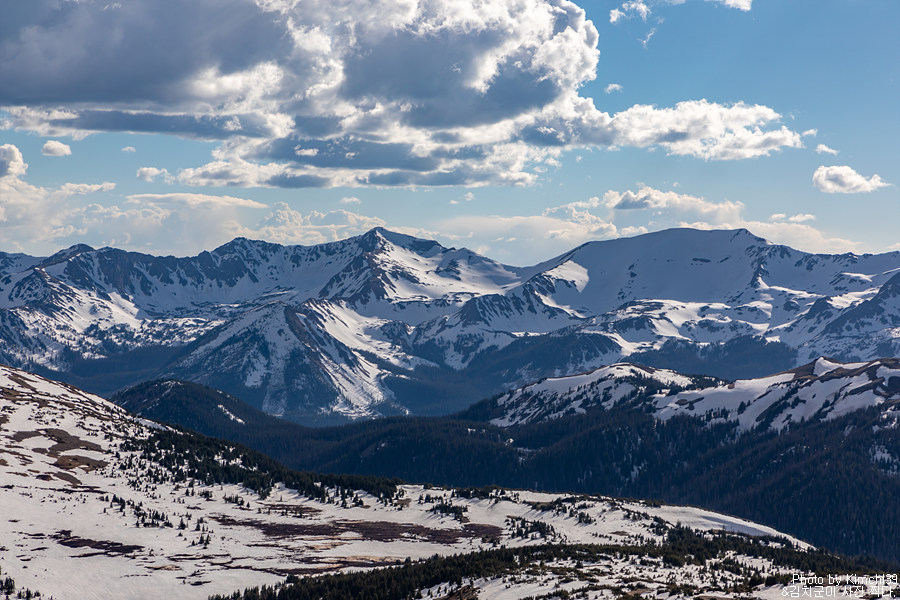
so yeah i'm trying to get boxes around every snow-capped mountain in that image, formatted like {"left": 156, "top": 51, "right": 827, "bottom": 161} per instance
{"left": 1, "top": 227, "right": 898, "bottom": 422}
{"left": 2, "top": 365, "right": 836, "bottom": 600}
{"left": 484, "top": 357, "right": 900, "bottom": 431}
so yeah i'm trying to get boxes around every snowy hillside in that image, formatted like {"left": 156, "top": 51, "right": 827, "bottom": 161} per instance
{"left": 487, "top": 357, "right": 900, "bottom": 431}
{"left": 0, "top": 227, "right": 898, "bottom": 422}
{"left": 1, "top": 365, "right": 856, "bottom": 600}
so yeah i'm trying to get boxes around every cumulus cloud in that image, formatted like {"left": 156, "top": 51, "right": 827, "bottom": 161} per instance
{"left": 438, "top": 195, "right": 653, "bottom": 260}
{"left": 339, "top": 196, "right": 361, "bottom": 205}
{"left": 605, "top": 83, "right": 623, "bottom": 94}
{"left": 121, "top": 146, "right": 136, "bottom": 153}
{"left": 812, "top": 165, "right": 890, "bottom": 194}
{"left": 605, "top": 100, "right": 802, "bottom": 160}
{"left": 601, "top": 183, "right": 857, "bottom": 253}
{"left": 815, "top": 144, "right": 838, "bottom": 155}
{"left": 136, "top": 167, "right": 171, "bottom": 183}
{"left": 0, "top": 144, "right": 122, "bottom": 251}
{"left": 0, "top": 0, "right": 795, "bottom": 188}
{"left": 0, "top": 144, "right": 28, "bottom": 178}
{"left": 41, "top": 140, "right": 71, "bottom": 156}
{"left": 604, "top": 185, "right": 744, "bottom": 222}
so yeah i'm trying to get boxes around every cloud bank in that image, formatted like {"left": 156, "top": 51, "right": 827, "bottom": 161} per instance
{"left": 1, "top": 0, "right": 797, "bottom": 188}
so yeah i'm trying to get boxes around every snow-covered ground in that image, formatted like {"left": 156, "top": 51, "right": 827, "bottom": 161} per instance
{"left": 0, "top": 365, "right": 832, "bottom": 600}
{"left": 490, "top": 357, "right": 900, "bottom": 431}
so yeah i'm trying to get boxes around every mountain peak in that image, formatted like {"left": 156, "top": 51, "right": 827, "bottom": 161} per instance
{"left": 38, "top": 243, "right": 95, "bottom": 267}
{"left": 355, "top": 227, "right": 446, "bottom": 256}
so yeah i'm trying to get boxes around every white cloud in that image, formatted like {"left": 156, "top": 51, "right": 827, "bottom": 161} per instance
{"left": 815, "top": 143, "right": 838, "bottom": 155}
{"left": 0, "top": 144, "right": 125, "bottom": 252}
{"left": 713, "top": 0, "right": 751, "bottom": 10}
{"left": 236, "top": 203, "right": 386, "bottom": 246}
{"left": 339, "top": 196, "right": 361, "bottom": 205}
{"left": 60, "top": 182, "right": 116, "bottom": 195}
{"left": 610, "top": 1, "right": 651, "bottom": 24}
{"left": 443, "top": 211, "right": 619, "bottom": 250}
{"left": 121, "top": 146, "right": 136, "bottom": 153}
{"left": 464, "top": 192, "right": 475, "bottom": 202}
{"left": 789, "top": 214, "right": 815, "bottom": 222}
{"left": 127, "top": 192, "right": 266, "bottom": 209}
{"left": 601, "top": 183, "right": 857, "bottom": 254}
{"left": 802, "top": 129, "right": 817, "bottom": 137}
{"left": 771, "top": 212, "right": 815, "bottom": 223}
{"left": 605, "top": 83, "right": 623, "bottom": 94}
{"left": 683, "top": 219, "right": 858, "bottom": 254}
{"left": 812, "top": 165, "right": 890, "bottom": 194}
{"left": 136, "top": 167, "right": 171, "bottom": 182}
{"left": 41, "top": 140, "right": 71, "bottom": 156}
{"left": 604, "top": 185, "right": 744, "bottom": 222}
{"left": 606, "top": 100, "right": 802, "bottom": 160}
{"left": 0, "top": 0, "right": 791, "bottom": 188}
{"left": 0, "top": 144, "right": 28, "bottom": 178}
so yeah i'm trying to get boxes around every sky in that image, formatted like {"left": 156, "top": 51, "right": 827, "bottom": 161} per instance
{"left": 0, "top": 0, "right": 898, "bottom": 265}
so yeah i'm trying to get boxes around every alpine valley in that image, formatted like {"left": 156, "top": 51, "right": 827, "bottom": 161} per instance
{"left": 1, "top": 227, "right": 898, "bottom": 424}
{"left": 0, "top": 364, "right": 894, "bottom": 600}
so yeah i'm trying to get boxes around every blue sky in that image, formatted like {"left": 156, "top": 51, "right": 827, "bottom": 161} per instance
{"left": 1, "top": 0, "right": 897, "bottom": 264}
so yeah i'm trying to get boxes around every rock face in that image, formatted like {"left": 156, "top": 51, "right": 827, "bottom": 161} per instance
{"left": 1, "top": 227, "right": 898, "bottom": 422}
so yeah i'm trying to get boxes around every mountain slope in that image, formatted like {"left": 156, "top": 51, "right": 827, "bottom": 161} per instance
{"left": 5, "top": 365, "right": 871, "bottom": 600}
{"left": 1, "top": 227, "right": 899, "bottom": 421}
{"left": 478, "top": 357, "right": 900, "bottom": 430}
{"left": 114, "top": 358, "right": 900, "bottom": 563}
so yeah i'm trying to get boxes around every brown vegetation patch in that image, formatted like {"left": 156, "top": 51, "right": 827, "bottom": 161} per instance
{"left": 6, "top": 373, "right": 37, "bottom": 393}
{"left": 53, "top": 471, "right": 82, "bottom": 486}
{"left": 10, "top": 430, "right": 41, "bottom": 443}
{"left": 53, "top": 454, "right": 107, "bottom": 472}
{"left": 53, "top": 530, "right": 142, "bottom": 555}
{"left": 212, "top": 514, "right": 502, "bottom": 545}
{"left": 44, "top": 428, "right": 103, "bottom": 454}
{"left": 259, "top": 502, "right": 322, "bottom": 518}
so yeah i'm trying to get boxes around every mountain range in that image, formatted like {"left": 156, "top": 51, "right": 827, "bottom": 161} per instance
{"left": 2, "top": 227, "right": 898, "bottom": 423}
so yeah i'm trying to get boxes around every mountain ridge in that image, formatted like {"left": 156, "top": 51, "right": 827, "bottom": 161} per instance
{"left": 1, "top": 226, "right": 898, "bottom": 422}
